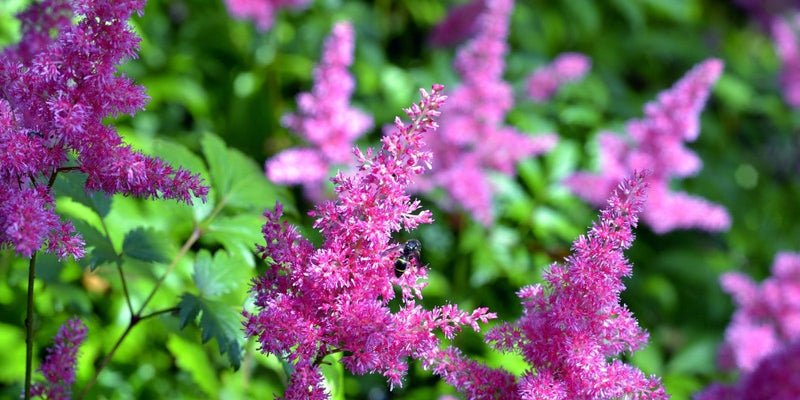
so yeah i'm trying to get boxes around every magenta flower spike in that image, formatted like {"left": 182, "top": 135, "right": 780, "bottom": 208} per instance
{"left": 695, "top": 251, "right": 800, "bottom": 399}
{"left": 224, "top": 0, "right": 310, "bottom": 31}
{"left": 29, "top": 318, "right": 87, "bottom": 400}
{"left": 772, "top": 12, "right": 800, "bottom": 108}
{"left": 565, "top": 59, "right": 730, "bottom": 234}
{"left": 437, "top": 171, "right": 666, "bottom": 400}
{"left": 0, "top": 0, "right": 208, "bottom": 260}
{"left": 266, "top": 21, "right": 373, "bottom": 200}
{"left": 526, "top": 52, "right": 592, "bottom": 102}
{"left": 421, "top": 0, "right": 557, "bottom": 225}
{"left": 245, "top": 85, "right": 496, "bottom": 399}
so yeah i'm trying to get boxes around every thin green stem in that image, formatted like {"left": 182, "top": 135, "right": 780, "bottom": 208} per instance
{"left": 136, "top": 226, "right": 201, "bottom": 315}
{"left": 140, "top": 307, "right": 179, "bottom": 321}
{"left": 23, "top": 253, "right": 37, "bottom": 400}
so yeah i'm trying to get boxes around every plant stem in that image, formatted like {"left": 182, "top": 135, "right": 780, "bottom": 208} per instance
{"left": 23, "top": 253, "right": 37, "bottom": 400}
{"left": 78, "top": 226, "right": 202, "bottom": 398}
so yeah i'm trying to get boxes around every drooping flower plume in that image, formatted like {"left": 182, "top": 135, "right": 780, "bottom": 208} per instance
{"left": 0, "top": 0, "right": 208, "bottom": 260}
{"left": 565, "top": 59, "right": 730, "bottom": 234}
{"left": 526, "top": 52, "right": 592, "bottom": 102}
{"left": 245, "top": 85, "right": 495, "bottom": 399}
{"left": 29, "top": 318, "right": 87, "bottom": 400}
{"left": 422, "top": 0, "right": 557, "bottom": 224}
{"left": 427, "top": 171, "right": 667, "bottom": 399}
{"left": 224, "top": 0, "right": 310, "bottom": 31}
{"left": 266, "top": 21, "right": 373, "bottom": 200}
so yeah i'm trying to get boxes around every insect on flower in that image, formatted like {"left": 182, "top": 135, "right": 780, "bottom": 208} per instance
{"left": 384, "top": 239, "right": 422, "bottom": 277}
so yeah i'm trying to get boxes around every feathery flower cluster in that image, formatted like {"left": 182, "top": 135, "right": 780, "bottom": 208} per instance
{"left": 428, "top": 172, "right": 667, "bottom": 399}
{"left": 695, "top": 251, "right": 800, "bottom": 399}
{"left": 224, "top": 0, "right": 310, "bottom": 31}
{"left": 29, "top": 318, "right": 87, "bottom": 400}
{"left": 422, "top": 0, "right": 557, "bottom": 224}
{"left": 266, "top": 21, "right": 373, "bottom": 200}
{"left": 244, "top": 85, "right": 495, "bottom": 399}
{"left": 771, "top": 12, "right": 800, "bottom": 108}
{"left": 565, "top": 59, "right": 730, "bottom": 234}
{"left": 0, "top": 0, "right": 208, "bottom": 260}
{"left": 526, "top": 52, "right": 592, "bottom": 102}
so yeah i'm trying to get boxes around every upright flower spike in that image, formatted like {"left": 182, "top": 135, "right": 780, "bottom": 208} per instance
{"left": 224, "top": 0, "right": 310, "bottom": 31}
{"left": 245, "top": 85, "right": 495, "bottom": 399}
{"left": 266, "top": 21, "right": 373, "bottom": 200}
{"left": 0, "top": 0, "right": 208, "bottom": 260}
{"left": 28, "top": 318, "right": 87, "bottom": 400}
{"left": 565, "top": 59, "right": 730, "bottom": 234}
{"left": 466, "top": 171, "right": 666, "bottom": 399}
{"left": 421, "top": 0, "right": 557, "bottom": 225}
{"left": 526, "top": 52, "right": 592, "bottom": 102}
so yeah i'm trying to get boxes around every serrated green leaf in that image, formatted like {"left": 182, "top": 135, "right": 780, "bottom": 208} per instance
{"left": 193, "top": 250, "right": 250, "bottom": 297}
{"left": 72, "top": 219, "right": 120, "bottom": 270}
{"left": 167, "top": 334, "right": 219, "bottom": 397}
{"left": 122, "top": 227, "right": 169, "bottom": 263}
{"left": 201, "top": 133, "right": 292, "bottom": 213}
{"left": 203, "top": 214, "right": 264, "bottom": 267}
{"left": 177, "top": 293, "right": 243, "bottom": 369}
{"left": 53, "top": 173, "right": 112, "bottom": 218}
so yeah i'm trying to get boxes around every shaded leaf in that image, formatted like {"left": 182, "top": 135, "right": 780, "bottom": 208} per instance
{"left": 53, "top": 173, "right": 112, "bottom": 218}
{"left": 177, "top": 293, "right": 243, "bottom": 369}
{"left": 72, "top": 219, "right": 119, "bottom": 270}
{"left": 122, "top": 227, "right": 169, "bottom": 263}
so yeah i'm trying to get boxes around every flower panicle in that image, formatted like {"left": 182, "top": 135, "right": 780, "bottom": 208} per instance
{"left": 0, "top": 0, "right": 209, "bottom": 260}
{"left": 247, "top": 85, "right": 495, "bottom": 398}
{"left": 28, "top": 317, "right": 87, "bottom": 400}
{"left": 565, "top": 58, "right": 729, "bottom": 234}
{"left": 267, "top": 21, "right": 373, "bottom": 200}
{"left": 457, "top": 171, "right": 668, "bottom": 399}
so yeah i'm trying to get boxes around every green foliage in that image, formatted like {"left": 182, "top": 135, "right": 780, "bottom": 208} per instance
{"left": 177, "top": 292, "right": 243, "bottom": 369}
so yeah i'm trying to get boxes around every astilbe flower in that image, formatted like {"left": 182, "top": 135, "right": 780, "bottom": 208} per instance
{"left": 244, "top": 85, "right": 495, "bottom": 399}
{"left": 771, "top": 12, "right": 800, "bottom": 108}
{"left": 0, "top": 0, "right": 208, "bottom": 260}
{"left": 565, "top": 59, "right": 730, "bottom": 234}
{"left": 429, "top": 171, "right": 666, "bottom": 399}
{"left": 428, "top": 0, "right": 485, "bottom": 48}
{"left": 422, "top": 0, "right": 557, "bottom": 225}
{"left": 694, "top": 251, "right": 800, "bottom": 400}
{"left": 526, "top": 52, "right": 592, "bottom": 102}
{"left": 266, "top": 21, "right": 373, "bottom": 200}
{"left": 29, "top": 318, "right": 87, "bottom": 400}
{"left": 224, "top": 0, "right": 310, "bottom": 31}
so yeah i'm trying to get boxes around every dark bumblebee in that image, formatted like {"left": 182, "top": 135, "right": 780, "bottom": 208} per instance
{"left": 391, "top": 239, "right": 421, "bottom": 277}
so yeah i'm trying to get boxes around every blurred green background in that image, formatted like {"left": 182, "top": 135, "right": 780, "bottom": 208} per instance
{"left": 2, "top": 0, "right": 799, "bottom": 399}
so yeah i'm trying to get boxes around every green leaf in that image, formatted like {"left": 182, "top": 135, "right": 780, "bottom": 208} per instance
{"left": 167, "top": 334, "right": 219, "bottom": 397}
{"left": 53, "top": 173, "right": 112, "bottom": 218}
{"left": 72, "top": 219, "right": 120, "bottom": 270}
{"left": 193, "top": 250, "right": 250, "bottom": 297}
{"left": 122, "top": 227, "right": 169, "bottom": 263}
{"left": 200, "top": 133, "right": 293, "bottom": 214}
{"left": 177, "top": 293, "right": 243, "bottom": 369}
{"left": 203, "top": 214, "right": 265, "bottom": 267}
